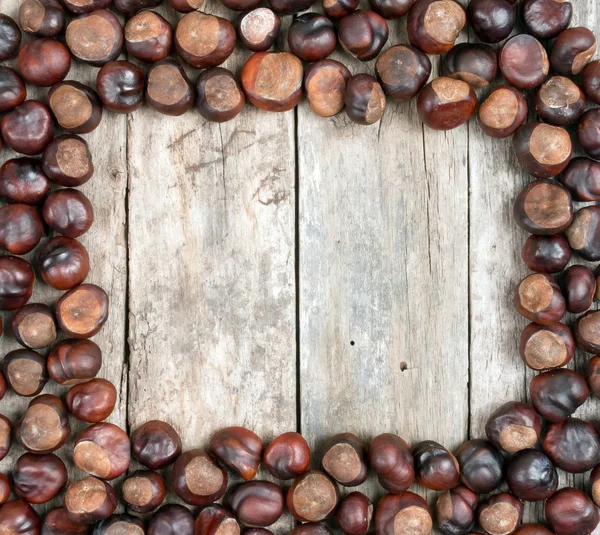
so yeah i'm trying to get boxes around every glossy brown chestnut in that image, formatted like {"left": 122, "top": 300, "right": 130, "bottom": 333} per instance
{"left": 114, "top": 0, "right": 163, "bottom": 15}
{"left": 534, "top": 77, "right": 586, "bottom": 126}
{"left": 0, "top": 375, "right": 6, "bottom": 403}
{"left": 1, "top": 100, "right": 54, "bottom": 155}
{"left": 485, "top": 401, "right": 542, "bottom": 453}
{"left": 267, "top": 0, "right": 315, "bottom": 15}
{"left": 442, "top": 43, "right": 497, "bottom": 89}
{"left": 62, "top": 0, "right": 111, "bottom": 14}
{"left": 47, "top": 338, "right": 102, "bottom": 385}
{"left": 235, "top": 8, "right": 280, "bottom": 52}
{"left": 513, "top": 124, "right": 572, "bottom": 178}
{"left": 543, "top": 418, "right": 600, "bottom": 472}
{"left": 578, "top": 109, "right": 600, "bottom": 161}
{"left": 321, "top": 433, "right": 368, "bottom": 487}
{"left": 564, "top": 265, "right": 595, "bottom": 313}
{"left": 0, "top": 15, "right": 22, "bottom": 61}
{"left": 63, "top": 477, "right": 117, "bottom": 525}
{"left": 522, "top": 0, "right": 572, "bottom": 39}
{"left": 412, "top": 440, "right": 460, "bottom": 491}
{"left": 499, "top": 35, "right": 549, "bottom": 90}
{"left": 0, "top": 474, "right": 9, "bottom": 505}
{"left": 338, "top": 10, "right": 388, "bottom": 61}
{"left": 478, "top": 492, "right": 523, "bottom": 535}
{"left": 435, "top": 485, "right": 478, "bottom": 535}
{"left": 122, "top": 470, "right": 167, "bottom": 514}
{"left": 417, "top": 77, "right": 476, "bottom": 131}
{"left": 263, "top": 431, "right": 311, "bottom": 480}
{"left": 172, "top": 449, "right": 228, "bottom": 505}
{"left": 19, "top": 0, "right": 65, "bottom": 37}
{"left": 514, "top": 179, "right": 573, "bottom": 234}
{"left": 17, "top": 394, "right": 70, "bottom": 454}
{"left": 521, "top": 235, "right": 571, "bottom": 273}
{"left": 56, "top": 284, "right": 109, "bottom": 338}
{"left": 0, "top": 158, "right": 49, "bottom": 205}
{"left": 0, "top": 256, "right": 34, "bottom": 311}
{"left": 124, "top": 11, "right": 172, "bottom": 64}
{"left": 195, "top": 67, "right": 245, "bottom": 122}
{"left": 229, "top": 481, "right": 284, "bottom": 527}
{"left": 66, "top": 378, "right": 117, "bottom": 423}
{"left": 148, "top": 504, "right": 194, "bottom": 535}
{"left": 478, "top": 84, "right": 527, "bottom": 138}
{"left": 519, "top": 322, "right": 574, "bottom": 370}
{"left": 369, "top": 433, "right": 414, "bottom": 493}
{"left": 587, "top": 355, "right": 600, "bottom": 398}
{"left": 42, "top": 507, "right": 91, "bottom": 534}
{"left": 513, "top": 273, "right": 565, "bottom": 325}
{"left": 468, "top": 0, "right": 515, "bottom": 43}
{"left": 375, "top": 492, "right": 432, "bottom": 535}
{"left": 408, "top": 0, "right": 465, "bottom": 54}
{"left": 0, "top": 204, "right": 44, "bottom": 255}
{"left": 241, "top": 52, "right": 303, "bottom": 112}
{"left": 168, "top": 0, "right": 204, "bottom": 11}
{"left": 456, "top": 439, "right": 505, "bottom": 493}
{"left": 569, "top": 207, "right": 600, "bottom": 262}
{"left": 145, "top": 60, "right": 195, "bottom": 117}
{"left": 345, "top": 74, "right": 386, "bottom": 125}
{"left": 18, "top": 38, "right": 71, "bottom": 86}
{"left": 545, "top": 488, "right": 599, "bottom": 535}
{"left": 506, "top": 449, "right": 557, "bottom": 502}
{"left": 575, "top": 309, "right": 600, "bottom": 352}
{"left": 530, "top": 369, "right": 588, "bottom": 422}
{"left": 375, "top": 45, "right": 431, "bottom": 102}
{"left": 66, "top": 10, "right": 123, "bottom": 66}
{"left": 369, "top": 0, "right": 413, "bottom": 18}
{"left": 304, "top": 59, "right": 351, "bottom": 117}
{"left": 551, "top": 27, "right": 597, "bottom": 76}
{"left": 195, "top": 504, "right": 240, "bottom": 535}
{"left": 210, "top": 426, "right": 262, "bottom": 481}
{"left": 38, "top": 237, "right": 90, "bottom": 291}
{"left": 43, "top": 188, "right": 94, "bottom": 238}
{"left": 94, "top": 514, "right": 145, "bottom": 535}
{"left": 14, "top": 453, "right": 67, "bottom": 504}
{"left": 560, "top": 158, "right": 600, "bottom": 201}
{"left": 287, "top": 470, "right": 338, "bottom": 523}
{"left": 42, "top": 135, "right": 94, "bottom": 187}
{"left": 96, "top": 60, "right": 145, "bottom": 114}
{"left": 335, "top": 492, "right": 372, "bottom": 535}
{"left": 132, "top": 420, "right": 182, "bottom": 469}
{"left": 288, "top": 14, "right": 335, "bottom": 63}
{"left": 12, "top": 303, "right": 57, "bottom": 349}
{"left": 74, "top": 422, "right": 130, "bottom": 479}
{"left": 290, "top": 525, "right": 332, "bottom": 535}
{"left": 0, "top": 415, "right": 12, "bottom": 462}
{"left": 0, "top": 500, "right": 40, "bottom": 535}
{"left": 48, "top": 81, "right": 103, "bottom": 135}
{"left": 323, "top": 0, "right": 357, "bottom": 18}
{"left": 221, "top": 0, "right": 260, "bottom": 10}
{"left": 2, "top": 349, "right": 46, "bottom": 396}
{"left": 582, "top": 60, "right": 600, "bottom": 104}
{"left": 0, "top": 67, "right": 26, "bottom": 113}
{"left": 591, "top": 464, "right": 600, "bottom": 506}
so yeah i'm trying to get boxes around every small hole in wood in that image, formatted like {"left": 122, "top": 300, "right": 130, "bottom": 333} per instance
{"left": 350, "top": 341, "right": 355, "bottom": 346}
{"left": 400, "top": 362, "right": 408, "bottom": 371}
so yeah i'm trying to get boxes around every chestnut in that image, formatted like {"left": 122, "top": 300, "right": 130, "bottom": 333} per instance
{"left": 263, "top": 431, "right": 310, "bottom": 480}
{"left": 56, "top": 283, "right": 109, "bottom": 338}
{"left": 42, "top": 135, "right": 94, "bottom": 187}
{"left": 175, "top": 12, "right": 236, "bottom": 69}
{"left": 566, "top": 206, "right": 600, "bottom": 261}
{"left": 228, "top": 481, "right": 284, "bottom": 527}
{"left": 519, "top": 322, "right": 574, "bottom": 371}
{"left": 417, "top": 77, "right": 476, "bottom": 131}
{"left": 148, "top": 504, "right": 194, "bottom": 535}
{"left": 113, "top": 0, "right": 163, "bottom": 16}
{"left": 66, "top": 378, "right": 117, "bottom": 422}
{"left": 542, "top": 418, "right": 600, "bottom": 472}
{"left": 582, "top": 60, "right": 600, "bottom": 104}
{"left": 11, "top": 303, "right": 57, "bottom": 349}
{"left": 42, "top": 507, "right": 91, "bottom": 534}
{"left": 132, "top": 420, "right": 182, "bottom": 469}
{"left": 169, "top": 0, "right": 205, "bottom": 12}
{"left": 550, "top": 27, "right": 597, "bottom": 76}
{"left": 66, "top": 10, "right": 123, "bottom": 66}
{"left": 321, "top": 433, "right": 368, "bottom": 486}
{"left": 467, "top": 0, "right": 516, "bottom": 44}
{"left": 530, "top": 369, "right": 588, "bottom": 422}
{"left": 195, "top": 504, "right": 240, "bottom": 535}
{"left": 375, "top": 45, "right": 431, "bottom": 102}
{"left": 221, "top": 0, "right": 260, "bottom": 10}
{"left": 369, "top": 0, "right": 413, "bottom": 18}
{"left": 0, "top": 415, "right": 12, "bottom": 461}
{"left": 19, "top": 0, "right": 65, "bottom": 37}
{"left": 48, "top": 81, "right": 103, "bottom": 135}
{"left": 545, "top": 488, "right": 599, "bottom": 535}
{"left": 513, "top": 124, "right": 572, "bottom": 178}
{"left": 412, "top": 440, "right": 460, "bottom": 491}
{"left": 485, "top": 401, "right": 542, "bottom": 453}
{"left": 195, "top": 67, "right": 245, "bottom": 122}
{"left": 478, "top": 493, "right": 523, "bottom": 535}
{"left": 442, "top": 43, "right": 497, "bottom": 89}
{"left": 0, "top": 375, "right": 6, "bottom": 403}
{"left": 506, "top": 449, "right": 558, "bottom": 501}
{"left": 0, "top": 474, "right": 9, "bottom": 505}
{"left": 17, "top": 394, "right": 70, "bottom": 454}
{"left": 63, "top": 477, "right": 117, "bottom": 525}
{"left": 245, "top": 530, "right": 273, "bottom": 535}
{"left": 0, "top": 500, "right": 40, "bottom": 535}
{"left": 2, "top": 349, "right": 47, "bottom": 396}
{"left": 335, "top": 492, "right": 372, "bottom": 535}
{"left": 407, "top": 0, "right": 465, "bottom": 54}
{"left": 578, "top": 109, "right": 600, "bottom": 161}
{"left": 369, "top": 433, "right": 414, "bottom": 493}
{"left": 375, "top": 492, "right": 432, "bottom": 535}
{"left": 0, "top": 68, "right": 26, "bottom": 113}
{"left": 287, "top": 470, "right": 338, "bottom": 523}
{"left": 305, "top": 59, "right": 351, "bottom": 117}
{"left": 575, "top": 309, "right": 600, "bottom": 352}
{"left": 235, "top": 8, "right": 280, "bottom": 52}
{"left": 521, "top": 235, "right": 571, "bottom": 273}
{"left": 499, "top": 35, "right": 549, "bottom": 90}
{"left": 456, "top": 439, "right": 504, "bottom": 493}
{"left": 43, "top": 188, "right": 94, "bottom": 238}
{"left": 478, "top": 84, "right": 527, "bottom": 138}
{"left": 122, "top": 470, "right": 167, "bottom": 514}
{"left": 587, "top": 355, "right": 600, "bottom": 398}
{"left": 47, "top": 338, "right": 102, "bottom": 385}
{"left": 96, "top": 60, "right": 145, "bottom": 113}
{"left": 338, "top": 10, "right": 388, "bottom": 61}
{"left": 62, "top": 0, "right": 111, "bottom": 14}
{"left": 288, "top": 14, "right": 335, "bottom": 63}
{"left": 124, "top": 11, "right": 172, "bottom": 64}
{"left": 0, "top": 256, "right": 34, "bottom": 311}
{"left": 522, "top": 0, "right": 572, "bottom": 39}
{"left": 74, "top": 422, "right": 131, "bottom": 479}
{"left": 210, "top": 426, "right": 262, "bottom": 481}
{"left": 94, "top": 514, "right": 145, "bottom": 535}
{"left": 534, "top": 77, "right": 586, "bottom": 126}
{"left": 323, "top": 0, "right": 357, "bottom": 18}
{"left": 435, "top": 485, "right": 478, "bottom": 535}
{"left": 241, "top": 52, "right": 303, "bottom": 112}
{"left": 0, "top": 15, "right": 21, "bottom": 61}
{"left": 146, "top": 60, "right": 195, "bottom": 117}
{"left": 290, "top": 525, "right": 332, "bottom": 535}
{"left": 38, "top": 237, "right": 90, "bottom": 291}
{"left": 0, "top": 204, "right": 44, "bottom": 255}
{"left": 1, "top": 100, "right": 54, "bottom": 155}
{"left": 591, "top": 464, "right": 600, "bottom": 506}
{"left": 564, "top": 264, "right": 595, "bottom": 313}
{"left": 560, "top": 158, "right": 600, "bottom": 201}
{"left": 172, "top": 449, "right": 228, "bottom": 505}
{"left": 345, "top": 74, "right": 386, "bottom": 125}
{"left": 0, "top": 158, "right": 49, "bottom": 205}
{"left": 513, "top": 273, "right": 565, "bottom": 325}
{"left": 513, "top": 179, "right": 573, "bottom": 233}
{"left": 267, "top": 0, "right": 315, "bottom": 15}
{"left": 14, "top": 453, "right": 67, "bottom": 504}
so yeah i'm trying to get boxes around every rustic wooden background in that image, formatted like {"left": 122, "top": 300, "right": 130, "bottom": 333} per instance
{"left": 1, "top": 0, "right": 600, "bottom": 531}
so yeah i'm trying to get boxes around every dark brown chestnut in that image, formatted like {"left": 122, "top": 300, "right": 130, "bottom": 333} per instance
{"left": 132, "top": 420, "right": 182, "bottom": 469}
{"left": 513, "top": 273, "right": 565, "bottom": 325}
{"left": 2, "top": 349, "right": 46, "bottom": 396}
{"left": 288, "top": 13, "right": 335, "bottom": 63}
{"left": 0, "top": 15, "right": 22, "bottom": 61}
{"left": 66, "top": 378, "right": 117, "bottom": 423}
{"left": 323, "top": 0, "right": 357, "bottom": 18}
{"left": 267, "top": 0, "right": 315, "bottom": 15}
{"left": 122, "top": 470, "right": 167, "bottom": 514}
{"left": 551, "top": 27, "right": 597, "bottom": 76}
{"left": 66, "top": 10, "right": 123, "bottom": 66}
{"left": 43, "top": 188, "right": 94, "bottom": 238}
{"left": 567, "top": 206, "right": 600, "bottom": 261}
{"left": 1, "top": 100, "right": 54, "bottom": 155}
{"left": 467, "top": 0, "right": 515, "bottom": 43}
{"left": 578, "top": 109, "right": 600, "bottom": 161}
{"left": 195, "top": 67, "right": 245, "bottom": 122}
{"left": 62, "top": 0, "right": 111, "bottom": 14}
{"left": 478, "top": 492, "right": 523, "bottom": 535}
{"left": 172, "top": 449, "right": 228, "bottom": 505}
{"left": 235, "top": 8, "right": 280, "bottom": 52}
{"left": 521, "top": 235, "right": 571, "bottom": 273}
{"left": 575, "top": 309, "right": 600, "bottom": 352}
{"left": 304, "top": 59, "right": 351, "bottom": 117}
{"left": 338, "top": 10, "right": 388, "bottom": 62}
{"left": 345, "top": 74, "right": 386, "bottom": 126}
{"left": 0, "top": 158, "right": 49, "bottom": 205}
{"left": 148, "top": 504, "right": 194, "bottom": 535}
{"left": 564, "top": 264, "right": 595, "bottom": 313}
{"left": 522, "top": 0, "right": 572, "bottom": 39}
{"left": 499, "top": 35, "right": 549, "bottom": 90}
{"left": 530, "top": 369, "right": 588, "bottom": 422}
{"left": 47, "top": 338, "right": 102, "bottom": 385}
{"left": 287, "top": 470, "right": 338, "bottom": 523}
{"left": 220, "top": 0, "right": 260, "bottom": 10}
{"left": 485, "top": 401, "right": 542, "bottom": 453}
{"left": 408, "top": 0, "right": 465, "bottom": 54}
{"left": 48, "top": 81, "right": 103, "bottom": 135}
{"left": 0, "top": 415, "right": 12, "bottom": 462}
{"left": 417, "top": 77, "right": 476, "bottom": 131}
{"left": 168, "top": 0, "right": 204, "bottom": 10}
{"left": 545, "top": 488, "right": 599, "bottom": 535}
{"left": 582, "top": 60, "right": 600, "bottom": 104}
{"left": 42, "top": 135, "right": 94, "bottom": 187}
{"left": 0, "top": 67, "right": 26, "bottom": 113}
{"left": 0, "top": 375, "right": 6, "bottom": 403}
{"left": 375, "top": 492, "right": 432, "bottom": 535}
{"left": 435, "top": 485, "right": 478, "bottom": 535}
{"left": 38, "top": 237, "right": 90, "bottom": 291}
{"left": 442, "top": 43, "right": 497, "bottom": 89}
{"left": 506, "top": 449, "right": 557, "bottom": 502}
{"left": 63, "top": 477, "right": 117, "bottom": 525}
{"left": 335, "top": 492, "right": 372, "bottom": 535}
{"left": 591, "top": 464, "right": 600, "bottom": 506}
{"left": 0, "top": 500, "right": 40, "bottom": 535}
{"left": 369, "top": 433, "right": 414, "bottom": 493}
{"left": 74, "top": 422, "right": 130, "bottom": 479}
{"left": 263, "top": 431, "right": 311, "bottom": 480}
{"left": 18, "top": 38, "right": 70, "bottom": 86}
{"left": 145, "top": 60, "right": 195, "bottom": 117}
{"left": 14, "top": 452, "right": 67, "bottom": 504}
{"left": 113, "top": 0, "right": 163, "bottom": 16}
{"left": 369, "top": 0, "right": 413, "bottom": 18}
{"left": 0, "top": 474, "right": 9, "bottom": 505}
{"left": 290, "top": 525, "right": 332, "bottom": 535}
{"left": 560, "top": 157, "right": 600, "bottom": 201}
{"left": 456, "top": 439, "right": 505, "bottom": 494}
{"left": 94, "top": 514, "right": 145, "bottom": 535}
{"left": 56, "top": 283, "right": 109, "bottom": 338}
{"left": 0, "top": 204, "right": 44, "bottom": 255}
{"left": 125, "top": 10, "right": 172, "bottom": 64}
{"left": 17, "top": 394, "right": 70, "bottom": 454}
{"left": 11, "top": 303, "right": 57, "bottom": 349}
{"left": 229, "top": 481, "right": 284, "bottom": 527}
{"left": 542, "top": 418, "right": 600, "bottom": 472}
{"left": 519, "top": 322, "right": 574, "bottom": 371}
{"left": 478, "top": 84, "right": 527, "bottom": 138}
{"left": 96, "top": 60, "right": 145, "bottom": 114}
{"left": 241, "top": 52, "right": 303, "bottom": 112}
{"left": 412, "top": 440, "right": 460, "bottom": 491}
{"left": 375, "top": 45, "right": 431, "bottom": 102}
{"left": 195, "top": 504, "right": 240, "bottom": 535}
{"left": 0, "top": 256, "right": 34, "bottom": 311}
{"left": 210, "top": 426, "right": 263, "bottom": 481}
{"left": 42, "top": 507, "right": 91, "bottom": 534}
{"left": 513, "top": 124, "right": 572, "bottom": 178}
{"left": 587, "top": 355, "right": 600, "bottom": 399}
{"left": 513, "top": 179, "right": 573, "bottom": 233}
{"left": 321, "top": 433, "right": 368, "bottom": 487}
{"left": 534, "top": 76, "right": 586, "bottom": 126}
{"left": 19, "top": 0, "right": 65, "bottom": 37}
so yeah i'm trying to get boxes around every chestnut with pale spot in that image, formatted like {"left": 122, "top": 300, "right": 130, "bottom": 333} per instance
{"left": 48, "top": 81, "right": 103, "bottom": 135}
{"left": 122, "top": 470, "right": 167, "bottom": 514}
{"left": 566, "top": 206, "right": 600, "bottom": 261}
{"left": 94, "top": 514, "right": 146, "bottom": 535}
{"left": 513, "top": 179, "right": 573, "bottom": 234}
{"left": 305, "top": 60, "right": 351, "bottom": 118}
{"left": 195, "top": 504, "right": 241, "bottom": 535}
{"left": 456, "top": 439, "right": 504, "bottom": 494}
{"left": 513, "top": 273, "right": 565, "bottom": 325}
{"left": 66, "top": 10, "right": 124, "bottom": 67}
{"left": 287, "top": 470, "right": 339, "bottom": 522}
{"left": 534, "top": 77, "right": 586, "bottom": 126}
{"left": 1, "top": 100, "right": 55, "bottom": 155}
{"left": 48, "top": 338, "right": 102, "bottom": 385}
{"left": 148, "top": 504, "right": 195, "bottom": 535}
{"left": 66, "top": 378, "right": 117, "bottom": 423}
{"left": 478, "top": 85, "right": 528, "bottom": 139}
{"left": 14, "top": 452, "right": 67, "bottom": 504}
{"left": 442, "top": 43, "right": 497, "bottom": 89}
{"left": 263, "top": 431, "right": 311, "bottom": 480}
{"left": 323, "top": 0, "right": 358, "bottom": 18}
{"left": 11, "top": 303, "right": 57, "bottom": 349}
{"left": 499, "top": 35, "right": 549, "bottom": 90}
{"left": 132, "top": 420, "right": 182, "bottom": 469}
{"left": 485, "top": 401, "right": 542, "bottom": 453}
{"left": 587, "top": 355, "right": 600, "bottom": 398}
{"left": 560, "top": 157, "right": 600, "bottom": 201}
{"left": 229, "top": 481, "right": 284, "bottom": 527}
{"left": 345, "top": 74, "right": 386, "bottom": 126}
{"left": 522, "top": 0, "right": 572, "bottom": 39}
{"left": 545, "top": 488, "right": 600, "bottom": 535}
{"left": 369, "top": 433, "right": 414, "bottom": 493}
{"left": 42, "top": 135, "right": 94, "bottom": 187}
{"left": 477, "top": 492, "right": 523, "bottom": 535}
{"left": 0, "top": 204, "right": 44, "bottom": 255}
{"left": 16, "top": 394, "right": 71, "bottom": 454}
{"left": 513, "top": 124, "right": 572, "bottom": 179}
{"left": 543, "top": 418, "right": 600, "bottom": 473}
{"left": 467, "top": 0, "right": 515, "bottom": 43}
{"left": 64, "top": 477, "right": 118, "bottom": 525}
{"left": 374, "top": 492, "right": 433, "bottom": 535}
{"left": 376, "top": 45, "right": 431, "bottom": 102}
{"left": 56, "top": 283, "right": 109, "bottom": 339}
{"left": 0, "top": 256, "right": 35, "bottom": 311}
{"left": 0, "top": 500, "right": 40, "bottom": 535}
{"left": 125, "top": 11, "right": 173, "bottom": 64}
{"left": 582, "top": 60, "right": 600, "bottom": 104}
{"left": 591, "top": 465, "right": 600, "bottom": 507}
{"left": 321, "top": 433, "right": 368, "bottom": 487}
{"left": 413, "top": 440, "right": 460, "bottom": 491}
{"left": 575, "top": 309, "right": 600, "bottom": 353}
{"left": 506, "top": 449, "right": 557, "bottom": 502}
{"left": 407, "top": 0, "right": 465, "bottom": 55}
{"left": 18, "top": 0, "right": 65, "bottom": 37}
{"left": 0, "top": 67, "right": 26, "bottom": 113}
{"left": 74, "top": 422, "right": 131, "bottom": 480}
{"left": 172, "top": 449, "right": 228, "bottom": 505}
{"left": 169, "top": 0, "right": 205, "bottom": 12}
{"left": 18, "top": 38, "right": 69, "bottom": 86}
{"left": 0, "top": 415, "right": 12, "bottom": 462}
{"left": 551, "top": 27, "right": 597, "bottom": 76}
{"left": 530, "top": 369, "right": 589, "bottom": 422}
{"left": 196, "top": 67, "right": 245, "bottom": 122}
{"left": 2, "top": 348, "right": 47, "bottom": 396}
{"left": 62, "top": 0, "right": 111, "bottom": 14}
{"left": 435, "top": 485, "right": 477, "bottom": 535}
{"left": 335, "top": 492, "right": 372, "bottom": 535}
{"left": 338, "top": 10, "right": 388, "bottom": 62}
{"left": 521, "top": 235, "right": 571, "bottom": 274}
{"left": 146, "top": 60, "right": 196, "bottom": 116}
{"left": 42, "top": 507, "right": 91, "bottom": 534}
{"left": 519, "top": 322, "right": 574, "bottom": 371}
{"left": 417, "top": 77, "right": 476, "bottom": 131}
{"left": 235, "top": 8, "right": 280, "bottom": 52}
